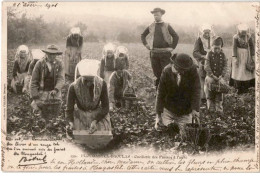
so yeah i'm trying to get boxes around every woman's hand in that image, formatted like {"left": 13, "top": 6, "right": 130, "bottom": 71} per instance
{"left": 128, "top": 81, "right": 133, "bottom": 88}
{"left": 145, "top": 44, "right": 150, "bottom": 50}
{"left": 109, "top": 103, "right": 114, "bottom": 111}
{"left": 22, "top": 87, "right": 27, "bottom": 93}
{"left": 218, "top": 76, "right": 225, "bottom": 84}
{"left": 192, "top": 110, "right": 200, "bottom": 125}
{"left": 35, "top": 99, "right": 43, "bottom": 109}
{"left": 211, "top": 75, "right": 219, "bottom": 81}
{"left": 14, "top": 76, "right": 18, "bottom": 81}
{"left": 50, "top": 89, "right": 58, "bottom": 97}
{"left": 89, "top": 120, "right": 97, "bottom": 134}
{"left": 233, "top": 57, "right": 239, "bottom": 67}
{"left": 68, "top": 122, "right": 73, "bottom": 129}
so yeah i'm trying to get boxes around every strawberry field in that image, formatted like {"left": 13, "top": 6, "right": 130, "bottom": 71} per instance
{"left": 6, "top": 42, "right": 255, "bottom": 154}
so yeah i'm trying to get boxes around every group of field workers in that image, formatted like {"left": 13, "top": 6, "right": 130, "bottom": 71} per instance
{"left": 11, "top": 7, "right": 255, "bottom": 149}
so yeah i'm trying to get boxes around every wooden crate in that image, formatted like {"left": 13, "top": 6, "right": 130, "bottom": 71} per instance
{"left": 73, "top": 130, "right": 113, "bottom": 149}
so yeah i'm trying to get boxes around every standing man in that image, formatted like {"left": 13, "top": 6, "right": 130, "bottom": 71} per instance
{"left": 141, "top": 7, "right": 179, "bottom": 89}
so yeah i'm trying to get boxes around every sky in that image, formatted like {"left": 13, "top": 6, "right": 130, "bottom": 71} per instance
{"left": 6, "top": 1, "right": 257, "bottom": 26}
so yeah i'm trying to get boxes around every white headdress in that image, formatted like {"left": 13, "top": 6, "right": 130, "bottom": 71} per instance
{"left": 70, "top": 27, "right": 81, "bottom": 35}
{"left": 115, "top": 46, "right": 129, "bottom": 59}
{"left": 74, "top": 59, "right": 103, "bottom": 102}
{"left": 16, "top": 45, "right": 29, "bottom": 54}
{"left": 15, "top": 45, "right": 32, "bottom": 72}
{"left": 198, "top": 24, "right": 215, "bottom": 38}
{"left": 237, "top": 23, "right": 250, "bottom": 36}
{"left": 198, "top": 24, "right": 216, "bottom": 51}
{"left": 74, "top": 59, "right": 101, "bottom": 81}
{"left": 102, "top": 43, "right": 116, "bottom": 58}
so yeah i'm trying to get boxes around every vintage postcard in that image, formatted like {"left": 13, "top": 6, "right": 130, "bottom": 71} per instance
{"left": 1, "top": 1, "right": 260, "bottom": 172}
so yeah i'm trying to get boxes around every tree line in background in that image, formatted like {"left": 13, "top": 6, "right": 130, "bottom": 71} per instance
{"left": 7, "top": 9, "right": 100, "bottom": 48}
{"left": 7, "top": 8, "right": 254, "bottom": 48}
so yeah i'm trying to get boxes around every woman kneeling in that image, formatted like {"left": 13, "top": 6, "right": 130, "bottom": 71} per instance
{"left": 66, "top": 59, "right": 112, "bottom": 149}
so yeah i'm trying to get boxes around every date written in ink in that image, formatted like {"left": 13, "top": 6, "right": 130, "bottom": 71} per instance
{"left": 12, "top": 2, "right": 58, "bottom": 9}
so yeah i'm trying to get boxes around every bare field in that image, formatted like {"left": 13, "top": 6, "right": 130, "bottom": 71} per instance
{"left": 6, "top": 42, "right": 254, "bottom": 154}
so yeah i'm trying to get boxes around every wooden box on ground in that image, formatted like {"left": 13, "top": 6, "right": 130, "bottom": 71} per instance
{"left": 73, "top": 130, "right": 113, "bottom": 148}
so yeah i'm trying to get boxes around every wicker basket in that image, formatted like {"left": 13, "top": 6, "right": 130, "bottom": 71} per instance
{"left": 208, "top": 81, "right": 230, "bottom": 94}
{"left": 15, "top": 83, "right": 23, "bottom": 94}
{"left": 41, "top": 98, "right": 61, "bottom": 120}
{"left": 123, "top": 87, "right": 137, "bottom": 109}
{"left": 185, "top": 118, "right": 211, "bottom": 151}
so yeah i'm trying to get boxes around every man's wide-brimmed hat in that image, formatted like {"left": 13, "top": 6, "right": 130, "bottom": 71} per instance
{"left": 42, "top": 44, "right": 63, "bottom": 55}
{"left": 151, "top": 8, "right": 165, "bottom": 15}
{"left": 170, "top": 53, "right": 194, "bottom": 70}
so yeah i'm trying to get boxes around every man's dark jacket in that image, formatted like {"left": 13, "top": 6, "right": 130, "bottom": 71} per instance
{"left": 156, "top": 64, "right": 201, "bottom": 116}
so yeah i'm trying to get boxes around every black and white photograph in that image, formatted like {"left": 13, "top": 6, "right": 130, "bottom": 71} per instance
{"left": 1, "top": 1, "right": 259, "bottom": 172}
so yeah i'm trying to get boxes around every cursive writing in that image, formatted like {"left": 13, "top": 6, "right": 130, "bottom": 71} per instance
{"left": 12, "top": 2, "right": 58, "bottom": 9}
{"left": 18, "top": 155, "right": 47, "bottom": 166}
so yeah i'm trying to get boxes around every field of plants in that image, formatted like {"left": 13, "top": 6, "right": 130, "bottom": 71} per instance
{"left": 6, "top": 42, "right": 255, "bottom": 154}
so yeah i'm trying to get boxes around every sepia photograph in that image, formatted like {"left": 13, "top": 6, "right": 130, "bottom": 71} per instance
{"left": 1, "top": 1, "right": 259, "bottom": 172}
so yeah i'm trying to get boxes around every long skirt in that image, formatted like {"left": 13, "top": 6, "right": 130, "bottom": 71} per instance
{"left": 162, "top": 108, "right": 192, "bottom": 141}
{"left": 23, "top": 75, "right": 31, "bottom": 95}
{"left": 11, "top": 72, "right": 27, "bottom": 93}
{"left": 230, "top": 48, "right": 255, "bottom": 90}
{"left": 73, "top": 105, "right": 113, "bottom": 149}
{"left": 64, "top": 46, "right": 82, "bottom": 79}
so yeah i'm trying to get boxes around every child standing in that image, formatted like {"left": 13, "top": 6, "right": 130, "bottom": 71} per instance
{"left": 109, "top": 50, "right": 132, "bottom": 110}
{"left": 204, "top": 37, "right": 227, "bottom": 114}
{"left": 100, "top": 43, "right": 116, "bottom": 83}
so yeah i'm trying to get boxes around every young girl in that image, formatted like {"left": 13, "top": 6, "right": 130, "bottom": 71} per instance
{"left": 11, "top": 45, "right": 32, "bottom": 93}
{"left": 100, "top": 43, "right": 116, "bottom": 83}
{"left": 204, "top": 37, "right": 227, "bottom": 114}
{"left": 109, "top": 52, "right": 132, "bottom": 110}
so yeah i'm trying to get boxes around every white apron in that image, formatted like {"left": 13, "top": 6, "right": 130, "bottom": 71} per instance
{"left": 231, "top": 48, "right": 255, "bottom": 81}
{"left": 64, "top": 46, "right": 82, "bottom": 78}
{"left": 104, "top": 71, "right": 113, "bottom": 86}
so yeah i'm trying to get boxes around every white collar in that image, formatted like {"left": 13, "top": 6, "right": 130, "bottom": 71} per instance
{"left": 171, "top": 66, "right": 178, "bottom": 74}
